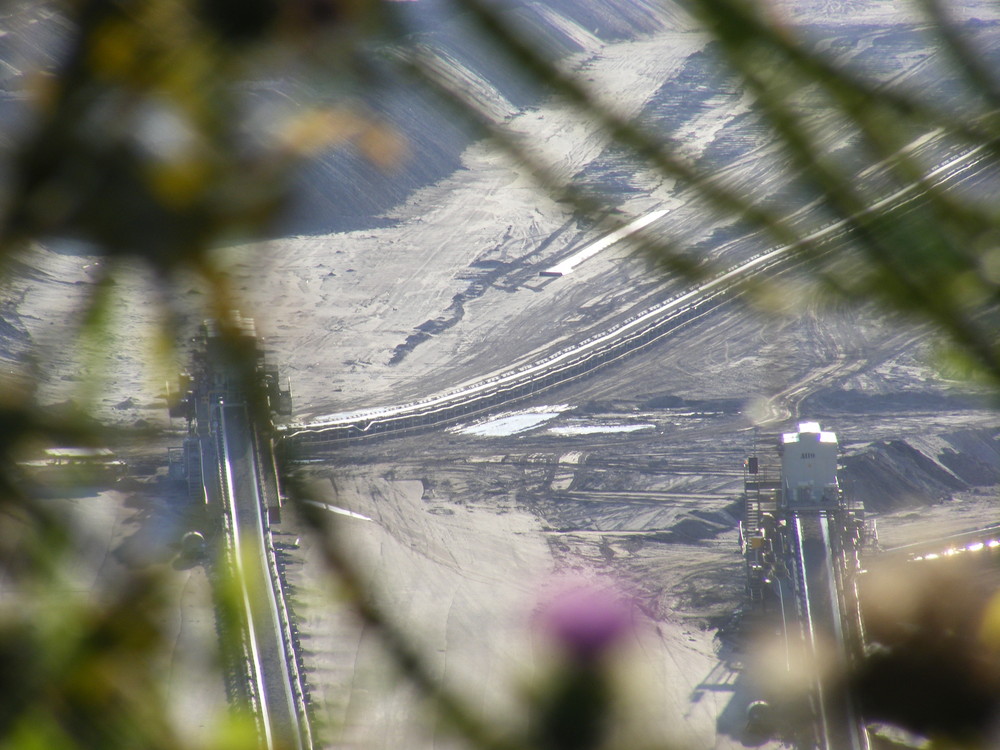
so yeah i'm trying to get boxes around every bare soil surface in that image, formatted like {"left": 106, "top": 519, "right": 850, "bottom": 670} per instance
{"left": 2, "top": 0, "right": 999, "bottom": 748}
{"left": 278, "top": 294, "right": 998, "bottom": 748}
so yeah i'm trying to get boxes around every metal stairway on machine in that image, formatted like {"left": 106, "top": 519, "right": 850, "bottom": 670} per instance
{"left": 184, "top": 437, "right": 205, "bottom": 503}
{"left": 743, "top": 459, "right": 780, "bottom": 533}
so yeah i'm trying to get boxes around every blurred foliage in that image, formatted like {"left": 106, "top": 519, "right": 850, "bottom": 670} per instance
{"left": 0, "top": 0, "right": 998, "bottom": 749}
{"left": 855, "top": 556, "right": 1000, "bottom": 745}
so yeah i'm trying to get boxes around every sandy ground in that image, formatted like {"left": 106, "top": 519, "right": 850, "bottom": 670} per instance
{"left": 279, "top": 297, "right": 997, "bottom": 748}
{"left": 281, "top": 464, "right": 745, "bottom": 749}
{"left": 2, "top": 0, "right": 999, "bottom": 748}
{"left": 219, "top": 2, "right": 1000, "bottom": 425}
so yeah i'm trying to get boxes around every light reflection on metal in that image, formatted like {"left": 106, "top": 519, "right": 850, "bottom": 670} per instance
{"left": 912, "top": 539, "right": 1000, "bottom": 562}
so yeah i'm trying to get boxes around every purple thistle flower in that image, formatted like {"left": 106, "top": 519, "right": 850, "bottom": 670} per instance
{"left": 538, "top": 577, "right": 634, "bottom": 662}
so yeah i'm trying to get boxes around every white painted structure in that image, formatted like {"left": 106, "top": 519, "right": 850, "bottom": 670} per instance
{"left": 781, "top": 421, "right": 840, "bottom": 505}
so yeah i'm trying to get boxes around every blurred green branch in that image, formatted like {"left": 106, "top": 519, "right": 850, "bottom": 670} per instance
{"left": 0, "top": 1, "right": 998, "bottom": 749}
{"left": 291, "top": 478, "right": 530, "bottom": 750}
{"left": 410, "top": 0, "right": 1000, "bottom": 384}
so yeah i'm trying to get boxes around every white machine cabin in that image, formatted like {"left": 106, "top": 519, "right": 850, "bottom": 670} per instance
{"left": 781, "top": 421, "right": 840, "bottom": 505}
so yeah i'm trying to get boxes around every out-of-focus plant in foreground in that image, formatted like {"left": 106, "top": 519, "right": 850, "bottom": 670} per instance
{"left": 0, "top": 0, "right": 999, "bottom": 749}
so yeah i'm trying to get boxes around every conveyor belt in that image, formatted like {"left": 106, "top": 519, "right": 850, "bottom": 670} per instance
{"left": 790, "top": 511, "right": 868, "bottom": 750}
{"left": 218, "top": 403, "right": 309, "bottom": 750}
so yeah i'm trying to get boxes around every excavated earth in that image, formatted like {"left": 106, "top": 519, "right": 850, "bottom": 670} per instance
{"left": 1, "top": 0, "right": 999, "bottom": 748}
